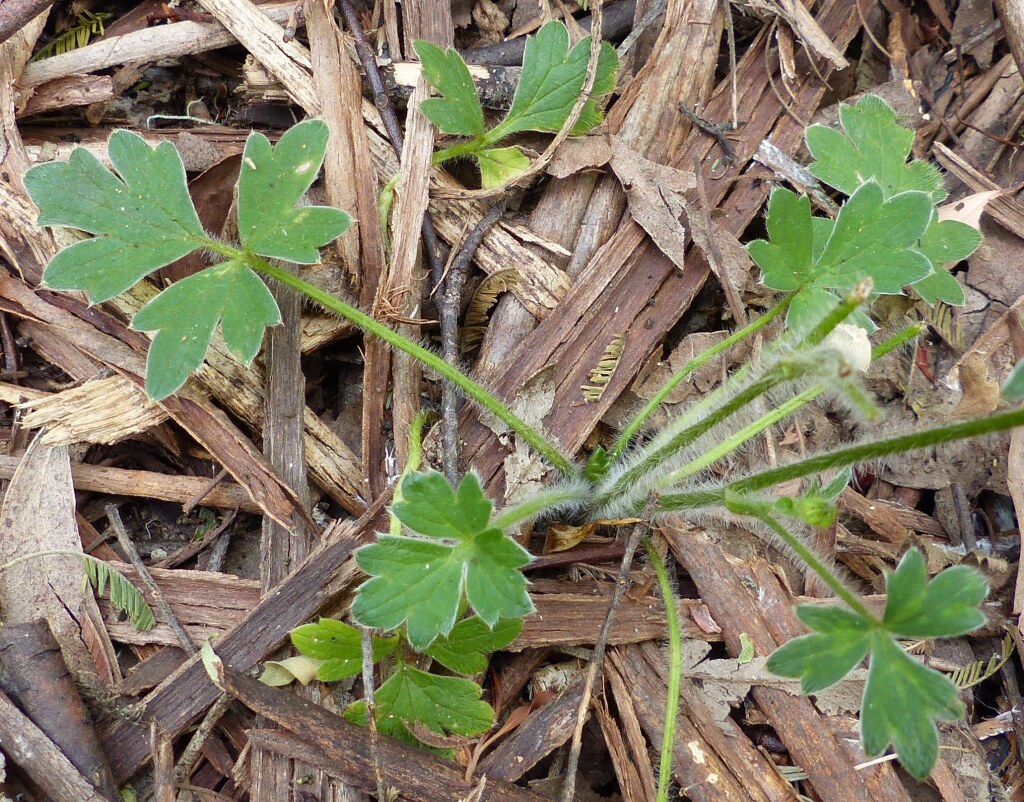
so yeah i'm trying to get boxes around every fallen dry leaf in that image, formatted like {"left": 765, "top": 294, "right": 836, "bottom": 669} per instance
{"left": 938, "top": 188, "right": 1003, "bottom": 228}
{"left": 950, "top": 351, "right": 1000, "bottom": 418}
{"left": 547, "top": 135, "right": 612, "bottom": 179}
{"left": 0, "top": 436, "right": 101, "bottom": 680}
{"left": 610, "top": 136, "right": 695, "bottom": 270}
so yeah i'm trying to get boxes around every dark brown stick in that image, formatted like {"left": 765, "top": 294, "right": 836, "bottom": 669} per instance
{"left": 0, "top": 687, "right": 112, "bottom": 802}
{"left": 0, "top": 620, "right": 117, "bottom": 800}
{"left": 218, "top": 666, "right": 550, "bottom": 802}
{"left": 0, "top": 0, "right": 53, "bottom": 46}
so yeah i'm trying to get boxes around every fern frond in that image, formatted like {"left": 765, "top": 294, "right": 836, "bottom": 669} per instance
{"left": 581, "top": 333, "right": 625, "bottom": 403}
{"left": 82, "top": 555, "right": 156, "bottom": 631}
{"left": 462, "top": 269, "right": 520, "bottom": 352}
{"left": 949, "top": 634, "right": 1012, "bottom": 689}
{"left": 920, "top": 303, "right": 963, "bottom": 351}
{"left": 33, "top": 12, "right": 110, "bottom": 61}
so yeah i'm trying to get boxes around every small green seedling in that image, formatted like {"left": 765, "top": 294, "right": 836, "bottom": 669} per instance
{"left": 415, "top": 20, "right": 618, "bottom": 187}
{"left": 24, "top": 81, "right": 1016, "bottom": 786}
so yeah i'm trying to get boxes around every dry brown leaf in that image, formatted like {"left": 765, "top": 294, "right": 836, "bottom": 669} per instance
{"left": 0, "top": 436, "right": 97, "bottom": 679}
{"left": 950, "top": 351, "right": 1000, "bottom": 418}
{"left": 939, "top": 189, "right": 1003, "bottom": 228}
{"left": 544, "top": 521, "right": 599, "bottom": 554}
{"left": 690, "top": 603, "right": 722, "bottom": 634}
{"left": 546, "top": 135, "right": 612, "bottom": 179}
{"left": 609, "top": 136, "right": 695, "bottom": 270}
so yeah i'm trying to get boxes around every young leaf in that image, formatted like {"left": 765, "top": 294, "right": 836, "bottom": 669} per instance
{"left": 25, "top": 129, "right": 206, "bottom": 302}
{"left": 910, "top": 217, "right": 981, "bottom": 305}
{"left": 766, "top": 605, "right": 872, "bottom": 692}
{"left": 1004, "top": 358, "right": 1024, "bottom": 401}
{"left": 130, "top": 261, "right": 281, "bottom": 400}
{"left": 747, "top": 187, "right": 814, "bottom": 292}
{"left": 861, "top": 631, "right": 963, "bottom": 779}
{"left": 425, "top": 616, "right": 522, "bottom": 674}
{"left": 347, "top": 662, "right": 493, "bottom": 741}
{"left": 495, "top": 20, "right": 618, "bottom": 137}
{"left": 815, "top": 181, "right": 933, "bottom": 294}
{"left": 414, "top": 40, "right": 486, "bottom": 138}
{"left": 352, "top": 471, "right": 534, "bottom": 649}
{"left": 82, "top": 554, "right": 156, "bottom": 631}
{"left": 805, "top": 95, "right": 946, "bottom": 202}
{"left": 237, "top": 119, "right": 352, "bottom": 263}
{"left": 476, "top": 147, "right": 532, "bottom": 188}
{"left": 290, "top": 617, "right": 397, "bottom": 682}
{"left": 880, "top": 548, "right": 988, "bottom": 638}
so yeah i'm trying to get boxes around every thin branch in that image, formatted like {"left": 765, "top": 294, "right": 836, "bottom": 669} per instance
{"left": 559, "top": 495, "right": 655, "bottom": 802}
{"left": 439, "top": 204, "right": 504, "bottom": 482}
{"left": 105, "top": 503, "right": 196, "bottom": 654}
{"left": 361, "top": 628, "right": 388, "bottom": 802}
{"left": 337, "top": 0, "right": 446, "bottom": 287}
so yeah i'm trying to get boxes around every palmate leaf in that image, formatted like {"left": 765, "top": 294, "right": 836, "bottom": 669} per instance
{"left": 767, "top": 548, "right": 988, "bottom": 778}
{"left": 25, "top": 129, "right": 206, "bottom": 302}
{"left": 413, "top": 40, "right": 486, "bottom": 137}
{"left": 290, "top": 617, "right": 398, "bottom": 682}
{"left": 345, "top": 662, "right": 494, "bottom": 742}
{"left": 425, "top": 616, "right": 522, "bottom": 674}
{"left": 352, "top": 471, "right": 534, "bottom": 649}
{"left": 805, "top": 95, "right": 947, "bottom": 202}
{"left": 130, "top": 261, "right": 281, "bottom": 400}
{"left": 237, "top": 120, "right": 352, "bottom": 263}
{"left": 476, "top": 147, "right": 532, "bottom": 188}
{"left": 748, "top": 183, "right": 934, "bottom": 331}
{"left": 911, "top": 215, "right": 982, "bottom": 305}
{"left": 498, "top": 20, "right": 618, "bottom": 137}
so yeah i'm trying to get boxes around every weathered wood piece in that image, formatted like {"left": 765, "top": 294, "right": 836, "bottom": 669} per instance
{"left": 667, "top": 526, "right": 912, "bottom": 802}
{"left": 0, "top": 620, "right": 117, "bottom": 800}
{"left": 221, "top": 667, "right": 549, "bottom": 802}
{"left": 0, "top": 455, "right": 261, "bottom": 512}
{"left": 99, "top": 503, "right": 385, "bottom": 782}
{"left": 0, "top": 687, "right": 113, "bottom": 802}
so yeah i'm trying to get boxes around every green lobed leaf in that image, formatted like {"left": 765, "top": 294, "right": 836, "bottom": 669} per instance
{"left": 237, "top": 119, "right": 352, "bottom": 263}
{"left": 346, "top": 662, "right": 494, "bottom": 741}
{"left": 805, "top": 95, "right": 946, "bottom": 202}
{"left": 425, "top": 616, "right": 522, "bottom": 674}
{"left": 766, "top": 605, "right": 872, "bottom": 693}
{"left": 392, "top": 470, "right": 494, "bottom": 540}
{"left": 861, "top": 631, "right": 963, "bottom": 779}
{"left": 476, "top": 147, "right": 531, "bottom": 188}
{"left": 497, "top": 20, "right": 618, "bottom": 137}
{"left": 290, "top": 617, "right": 397, "bottom": 682}
{"left": 747, "top": 187, "right": 814, "bottom": 292}
{"left": 880, "top": 548, "right": 988, "bottom": 638}
{"left": 25, "top": 129, "right": 206, "bottom": 302}
{"left": 1003, "top": 357, "right": 1024, "bottom": 402}
{"left": 414, "top": 40, "right": 486, "bottom": 137}
{"left": 910, "top": 216, "right": 980, "bottom": 305}
{"left": 130, "top": 261, "right": 281, "bottom": 400}
{"left": 815, "top": 181, "right": 933, "bottom": 294}
{"left": 353, "top": 471, "right": 534, "bottom": 649}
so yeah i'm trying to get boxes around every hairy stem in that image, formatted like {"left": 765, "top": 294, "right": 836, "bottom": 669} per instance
{"left": 658, "top": 406, "right": 1024, "bottom": 511}
{"left": 729, "top": 498, "right": 876, "bottom": 621}
{"left": 229, "top": 246, "right": 575, "bottom": 476}
{"left": 658, "top": 384, "right": 825, "bottom": 488}
{"left": 610, "top": 295, "right": 792, "bottom": 461}
{"left": 490, "top": 483, "right": 591, "bottom": 531}
{"left": 644, "top": 537, "right": 681, "bottom": 802}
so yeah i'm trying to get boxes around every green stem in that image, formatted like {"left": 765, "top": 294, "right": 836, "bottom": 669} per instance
{"left": 728, "top": 499, "right": 876, "bottom": 621}
{"left": 432, "top": 139, "right": 488, "bottom": 166}
{"left": 598, "top": 364, "right": 807, "bottom": 505}
{"left": 657, "top": 384, "right": 825, "bottom": 488}
{"left": 645, "top": 537, "right": 681, "bottom": 802}
{"left": 659, "top": 406, "right": 1024, "bottom": 510}
{"left": 491, "top": 483, "right": 590, "bottom": 531}
{"left": 600, "top": 287, "right": 866, "bottom": 505}
{"left": 610, "top": 296, "right": 792, "bottom": 461}
{"left": 872, "top": 322, "right": 925, "bottom": 360}
{"left": 207, "top": 240, "right": 576, "bottom": 476}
